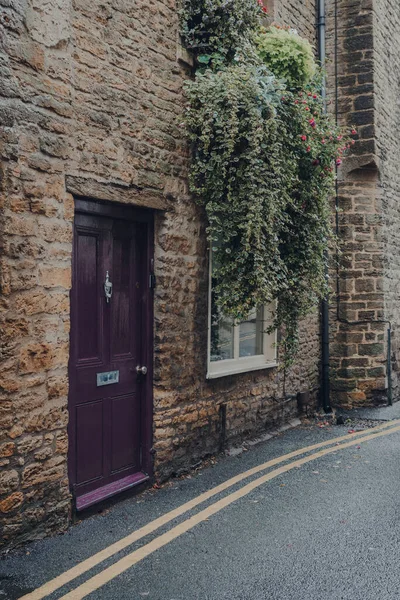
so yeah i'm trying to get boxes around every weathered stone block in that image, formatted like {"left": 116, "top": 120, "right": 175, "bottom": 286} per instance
{"left": 0, "top": 442, "right": 15, "bottom": 458}
{"left": 358, "top": 343, "right": 384, "bottom": 357}
{"left": 0, "top": 470, "right": 19, "bottom": 495}
{"left": 19, "top": 343, "right": 53, "bottom": 374}
{"left": 0, "top": 492, "right": 24, "bottom": 514}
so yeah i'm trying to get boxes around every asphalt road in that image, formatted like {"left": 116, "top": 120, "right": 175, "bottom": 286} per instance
{"left": 2, "top": 413, "right": 400, "bottom": 600}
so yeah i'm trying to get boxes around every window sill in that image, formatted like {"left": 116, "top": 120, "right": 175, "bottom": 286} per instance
{"left": 206, "top": 360, "right": 278, "bottom": 380}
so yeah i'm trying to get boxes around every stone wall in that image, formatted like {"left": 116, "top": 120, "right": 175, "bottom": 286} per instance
{"left": 325, "top": 0, "right": 389, "bottom": 407}
{"left": 0, "top": 0, "right": 320, "bottom": 548}
{"left": 374, "top": 0, "right": 400, "bottom": 402}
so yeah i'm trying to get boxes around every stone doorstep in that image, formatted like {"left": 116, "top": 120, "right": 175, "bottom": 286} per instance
{"left": 225, "top": 418, "right": 302, "bottom": 457}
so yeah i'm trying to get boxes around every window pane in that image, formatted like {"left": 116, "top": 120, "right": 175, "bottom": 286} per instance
{"left": 210, "top": 287, "right": 234, "bottom": 362}
{"left": 239, "top": 307, "right": 264, "bottom": 357}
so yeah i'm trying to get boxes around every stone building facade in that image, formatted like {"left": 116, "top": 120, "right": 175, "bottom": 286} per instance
{"left": 326, "top": 0, "right": 400, "bottom": 406}
{"left": 0, "top": 0, "right": 398, "bottom": 548}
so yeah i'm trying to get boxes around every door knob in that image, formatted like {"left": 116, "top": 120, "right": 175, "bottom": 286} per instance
{"left": 136, "top": 365, "right": 148, "bottom": 375}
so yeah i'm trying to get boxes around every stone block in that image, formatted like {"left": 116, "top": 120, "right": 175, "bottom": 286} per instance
{"left": 19, "top": 343, "right": 53, "bottom": 374}
{"left": 39, "top": 266, "right": 71, "bottom": 289}
{"left": 0, "top": 442, "right": 15, "bottom": 458}
{"left": 0, "top": 492, "right": 24, "bottom": 514}
{"left": 0, "top": 470, "right": 19, "bottom": 495}
{"left": 358, "top": 343, "right": 384, "bottom": 357}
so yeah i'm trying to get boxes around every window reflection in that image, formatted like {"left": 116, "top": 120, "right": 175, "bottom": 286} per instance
{"left": 239, "top": 307, "right": 264, "bottom": 357}
{"left": 210, "top": 284, "right": 234, "bottom": 361}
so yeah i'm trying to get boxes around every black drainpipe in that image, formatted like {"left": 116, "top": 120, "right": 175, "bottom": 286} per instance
{"left": 317, "top": 0, "right": 332, "bottom": 413}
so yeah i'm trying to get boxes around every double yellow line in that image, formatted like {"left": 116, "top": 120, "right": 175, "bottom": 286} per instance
{"left": 22, "top": 419, "right": 400, "bottom": 600}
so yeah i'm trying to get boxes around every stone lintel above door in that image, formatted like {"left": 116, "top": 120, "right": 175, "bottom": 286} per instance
{"left": 65, "top": 175, "right": 170, "bottom": 211}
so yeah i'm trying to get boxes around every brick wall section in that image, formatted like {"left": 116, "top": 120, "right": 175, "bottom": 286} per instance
{"left": 325, "top": 0, "right": 388, "bottom": 407}
{"left": 0, "top": 0, "right": 320, "bottom": 548}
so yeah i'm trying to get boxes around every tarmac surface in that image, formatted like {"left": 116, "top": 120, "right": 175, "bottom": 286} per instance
{"left": 2, "top": 406, "right": 400, "bottom": 600}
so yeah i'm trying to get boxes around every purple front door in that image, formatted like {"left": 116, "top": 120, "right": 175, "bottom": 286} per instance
{"left": 68, "top": 200, "right": 153, "bottom": 510}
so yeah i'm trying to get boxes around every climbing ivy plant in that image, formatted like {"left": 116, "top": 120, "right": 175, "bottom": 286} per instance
{"left": 181, "top": 1, "right": 354, "bottom": 364}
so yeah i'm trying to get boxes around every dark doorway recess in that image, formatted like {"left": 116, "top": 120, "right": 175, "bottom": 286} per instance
{"left": 68, "top": 198, "right": 154, "bottom": 511}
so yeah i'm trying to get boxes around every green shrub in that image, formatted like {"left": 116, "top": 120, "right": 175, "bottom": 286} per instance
{"left": 181, "top": 4, "right": 354, "bottom": 363}
{"left": 255, "top": 26, "right": 316, "bottom": 89}
{"left": 184, "top": 67, "right": 351, "bottom": 363}
{"left": 180, "top": 0, "right": 264, "bottom": 62}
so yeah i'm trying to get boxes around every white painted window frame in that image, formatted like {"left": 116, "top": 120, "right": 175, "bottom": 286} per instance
{"left": 206, "top": 254, "right": 278, "bottom": 379}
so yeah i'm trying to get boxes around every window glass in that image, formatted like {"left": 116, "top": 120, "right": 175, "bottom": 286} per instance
{"left": 239, "top": 307, "right": 264, "bottom": 357}
{"left": 207, "top": 246, "right": 276, "bottom": 378}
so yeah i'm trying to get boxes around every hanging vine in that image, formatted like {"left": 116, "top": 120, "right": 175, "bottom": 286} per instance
{"left": 180, "top": 1, "right": 354, "bottom": 364}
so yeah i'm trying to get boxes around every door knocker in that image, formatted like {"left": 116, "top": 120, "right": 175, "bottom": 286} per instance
{"left": 104, "top": 271, "right": 113, "bottom": 303}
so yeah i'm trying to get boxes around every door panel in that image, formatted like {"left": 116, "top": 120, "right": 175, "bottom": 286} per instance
{"left": 69, "top": 205, "right": 152, "bottom": 506}
{"left": 111, "top": 394, "right": 139, "bottom": 473}
{"left": 76, "top": 401, "right": 103, "bottom": 484}
{"left": 76, "top": 232, "right": 101, "bottom": 361}
{"left": 111, "top": 231, "right": 134, "bottom": 360}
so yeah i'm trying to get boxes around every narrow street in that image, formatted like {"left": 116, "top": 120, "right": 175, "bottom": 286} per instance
{"left": 2, "top": 407, "right": 400, "bottom": 600}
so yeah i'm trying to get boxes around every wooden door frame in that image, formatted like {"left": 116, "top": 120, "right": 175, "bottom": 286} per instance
{"left": 68, "top": 197, "right": 155, "bottom": 504}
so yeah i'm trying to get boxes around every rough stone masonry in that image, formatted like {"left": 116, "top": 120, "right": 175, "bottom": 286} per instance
{"left": 0, "top": 0, "right": 398, "bottom": 549}
{"left": 326, "top": 0, "right": 400, "bottom": 407}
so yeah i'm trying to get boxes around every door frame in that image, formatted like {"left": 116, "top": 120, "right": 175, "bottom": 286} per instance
{"left": 68, "top": 197, "right": 155, "bottom": 505}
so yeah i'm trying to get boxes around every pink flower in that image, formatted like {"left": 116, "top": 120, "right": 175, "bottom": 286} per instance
{"left": 305, "top": 106, "right": 310, "bottom": 111}
{"left": 351, "top": 128, "right": 357, "bottom": 135}
{"left": 313, "top": 94, "right": 318, "bottom": 99}
{"left": 309, "top": 118, "right": 316, "bottom": 127}
{"left": 306, "top": 146, "right": 311, "bottom": 152}
{"left": 336, "top": 158, "right": 342, "bottom": 166}
{"left": 301, "top": 135, "right": 307, "bottom": 141}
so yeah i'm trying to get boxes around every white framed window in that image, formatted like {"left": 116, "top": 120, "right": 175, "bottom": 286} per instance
{"left": 206, "top": 252, "right": 277, "bottom": 379}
